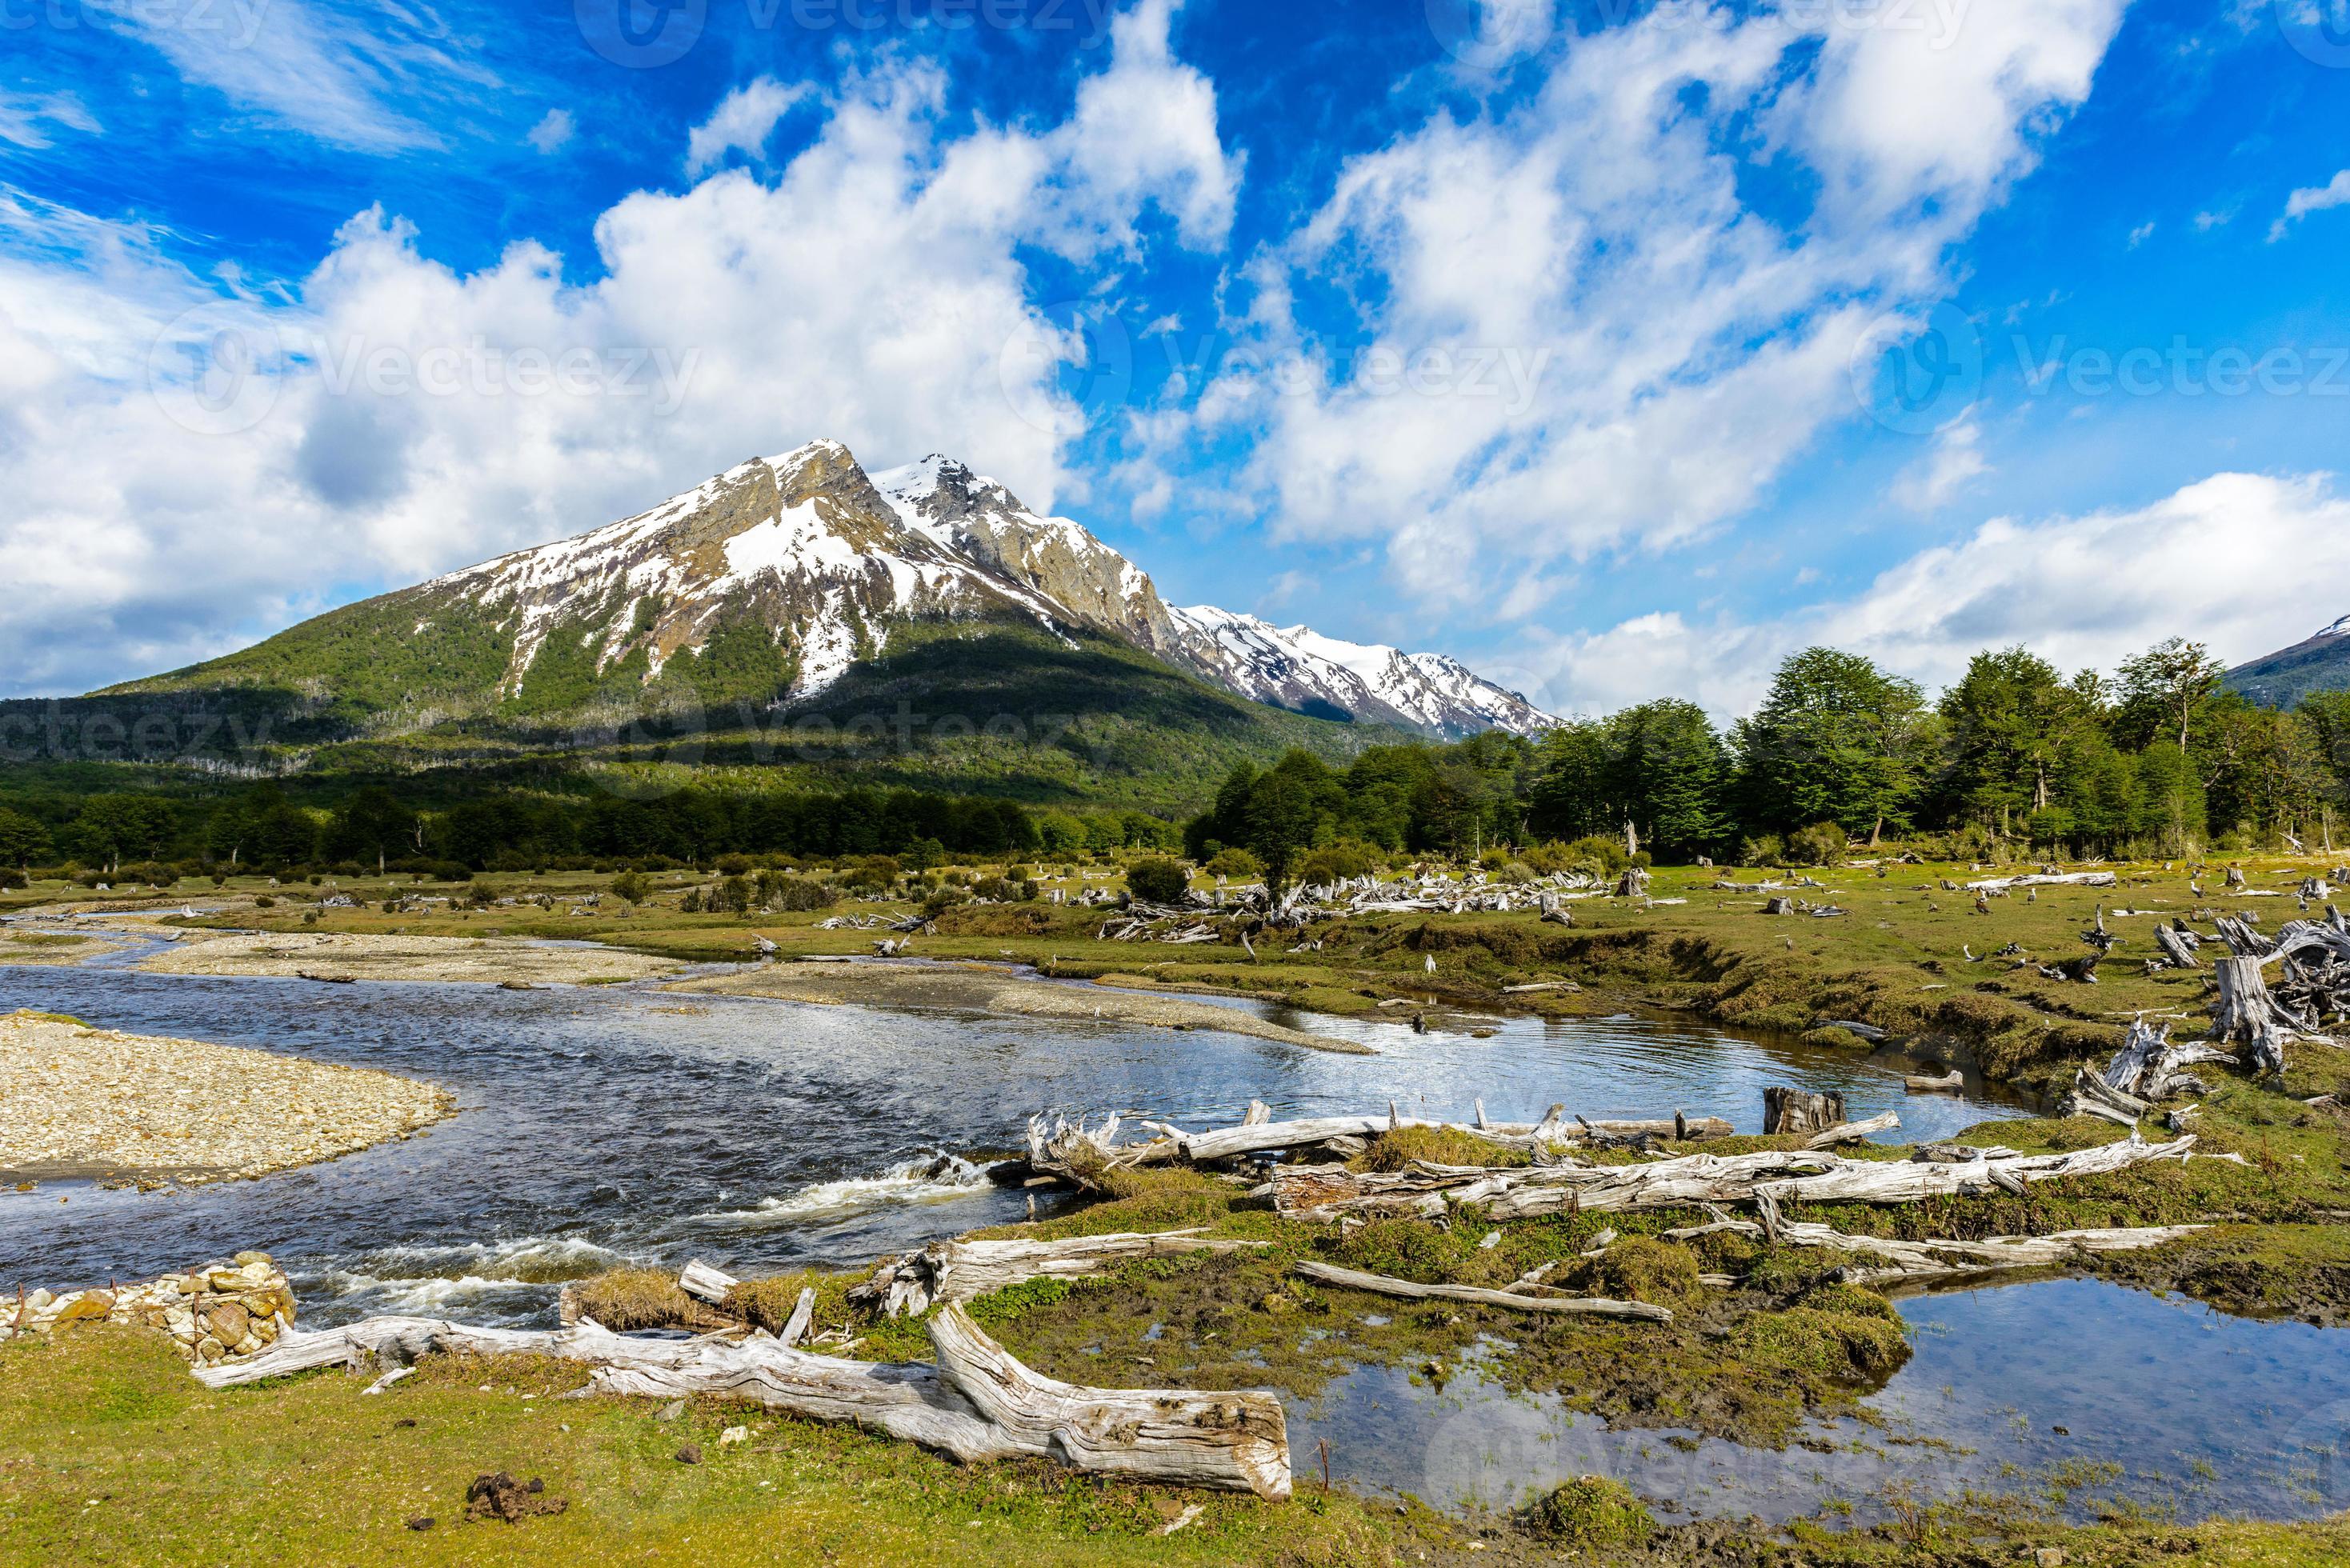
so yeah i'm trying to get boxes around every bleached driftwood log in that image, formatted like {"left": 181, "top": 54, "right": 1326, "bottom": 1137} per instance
{"left": 197, "top": 1307, "right": 1291, "bottom": 1498}
{"left": 1806, "top": 1111, "right": 1900, "bottom": 1149}
{"left": 1753, "top": 1133, "right": 2196, "bottom": 1206}
{"left": 857, "top": 1230, "right": 1275, "bottom": 1318}
{"left": 929, "top": 1302, "right": 1291, "bottom": 1498}
{"left": 1661, "top": 1205, "right": 2200, "bottom": 1286}
{"left": 2098, "top": 1018, "right": 2238, "bottom": 1102}
{"left": 1905, "top": 1070, "right": 1966, "bottom": 1094}
{"left": 2153, "top": 924, "right": 2203, "bottom": 971}
{"left": 1964, "top": 872, "right": 2118, "bottom": 892}
{"left": 1291, "top": 1262, "right": 1671, "bottom": 1323}
{"left": 2063, "top": 1066, "right": 2148, "bottom": 1128}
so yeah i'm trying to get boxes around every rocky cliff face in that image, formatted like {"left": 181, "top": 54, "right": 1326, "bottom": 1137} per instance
{"left": 2230, "top": 614, "right": 2350, "bottom": 710}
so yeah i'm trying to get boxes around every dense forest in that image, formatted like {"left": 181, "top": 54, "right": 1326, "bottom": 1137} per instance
{"left": 3, "top": 637, "right": 2345, "bottom": 885}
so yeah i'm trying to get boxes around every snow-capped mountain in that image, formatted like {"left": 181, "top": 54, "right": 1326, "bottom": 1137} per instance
{"left": 2228, "top": 613, "right": 2350, "bottom": 710}
{"left": 376, "top": 439, "right": 1555, "bottom": 737}
{"left": 1165, "top": 606, "right": 1556, "bottom": 738}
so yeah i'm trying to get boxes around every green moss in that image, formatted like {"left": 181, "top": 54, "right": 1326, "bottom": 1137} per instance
{"left": 1729, "top": 1305, "right": 1909, "bottom": 1380}
{"left": 1526, "top": 1475, "right": 1655, "bottom": 1550}
{"left": 1565, "top": 1237, "right": 1703, "bottom": 1310}
{"left": 1359, "top": 1126, "right": 1533, "bottom": 1172}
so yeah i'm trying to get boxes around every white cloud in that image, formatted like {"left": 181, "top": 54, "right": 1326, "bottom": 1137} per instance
{"left": 1524, "top": 472, "right": 2350, "bottom": 718}
{"left": 1174, "top": 0, "right": 2126, "bottom": 610}
{"left": 2128, "top": 221, "right": 2156, "bottom": 248}
{"left": 685, "top": 79, "right": 811, "bottom": 176}
{"left": 0, "top": 7, "right": 1239, "bottom": 697}
{"left": 1889, "top": 416, "right": 1989, "bottom": 512}
{"left": 0, "top": 91, "right": 101, "bottom": 150}
{"left": 89, "top": 0, "right": 490, "bottom": 153}
{"left": 2195, "top": 207, "right": 2235, "bottom": 231}
{"left": 526, "top": 109, "right": 574, "bottom": 155}
{"left": 2271, "top": 170, "right": 2350, "bottom": 242}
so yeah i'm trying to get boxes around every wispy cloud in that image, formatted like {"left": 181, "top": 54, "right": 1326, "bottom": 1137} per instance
{"left": 526, "top": 109, "right": 574, "bottom": 155}
{"left": 0, "top": 91, "right": 101, "bottom": 151}
{"left": 2271, "top": 170, "right": 2350, "bottom": 242}
{"left": 685, "top": 79, "right": 813, "bottom": 176}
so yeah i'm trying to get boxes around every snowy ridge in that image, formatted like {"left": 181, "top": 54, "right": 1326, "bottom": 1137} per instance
{"left": 2318, "top": 614, "right": 2350, "bottom": 640}
{"left": 412, "top": 438, "right": 1556, "bottom": 734}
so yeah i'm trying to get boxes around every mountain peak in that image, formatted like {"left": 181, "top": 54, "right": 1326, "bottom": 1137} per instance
{"left": 358, "top": 438, "right": 1560, "bottom": 737}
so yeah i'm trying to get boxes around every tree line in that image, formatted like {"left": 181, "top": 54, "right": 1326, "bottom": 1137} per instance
{"left": 5, "top": 636, "right": 2345, "bottom": 886}
{"left": 1183, "top": 638, "right": 2350, "bottom": 882}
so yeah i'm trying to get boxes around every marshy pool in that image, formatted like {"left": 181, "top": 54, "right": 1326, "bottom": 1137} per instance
{"left": 5, "top": 956, "right": 2344, "bottom": 1526}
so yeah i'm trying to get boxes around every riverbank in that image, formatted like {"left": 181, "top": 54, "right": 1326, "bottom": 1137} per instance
{"left": 138, "top": 930, "right": 681, "bottom": 987}
{"left": 0, "top": 1010, "right": 456, "bottom": 1186}
{"left": 668, "top": 961, "right": 1375, "bottom": 1054}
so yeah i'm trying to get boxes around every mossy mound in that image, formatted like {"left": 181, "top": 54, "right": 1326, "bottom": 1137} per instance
{"left": 1360, "top": 1124, "right": 1532, "bottom": 1172}
{"left": 1729, "top": 1303, "right": 1909, "bottom": 1379}
{"left": 1527, "top": 1474, "right": 1655, "bottom": 1550}
{"left": 1567, "top": 1237, "right": 1703, "bottom": 1310}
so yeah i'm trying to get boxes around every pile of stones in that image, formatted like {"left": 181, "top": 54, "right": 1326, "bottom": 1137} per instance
{"left": 2, "top": 1250, "right": 295, "bottom": 1363}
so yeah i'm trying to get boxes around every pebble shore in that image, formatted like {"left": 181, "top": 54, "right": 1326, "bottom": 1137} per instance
{"left": 0, "top": 1010, "right": 457, "bottom": 1185}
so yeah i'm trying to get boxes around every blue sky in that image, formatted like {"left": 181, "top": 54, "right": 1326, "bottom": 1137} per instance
{"left": 4, "top": 0, "right": 2349, "bottom": 716}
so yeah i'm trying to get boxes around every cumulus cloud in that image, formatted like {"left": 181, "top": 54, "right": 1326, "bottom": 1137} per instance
{"left": 1165, "top": 0, "right": 2126, "bottom": 610}
{"left": 0, "top": 6, "right": 1239, "bottom": 696}
{"left": 1523, "top": 472, "right": 2350, "bottom": 718}
{"left": 685, "top": 79, "right": 811, "bottom": 176}
{"left": 2271, "top": 170, "right": 2350, "bottom": 242}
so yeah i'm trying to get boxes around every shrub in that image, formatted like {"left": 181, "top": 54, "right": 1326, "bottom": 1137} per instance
{"left": 1735, "top": 834, "right": 1786, "bottom": 868}
{"left": 253, "top": 895, "right": 275, "bottom": 909}
{"left": 764, "top": 876, "right": 837, "bottom": 912}
{"left": 841, "top": 856, "right": 901, "bottom": 891}
{"left": 1787, "top": 822, "right": 1850, "bottom": 866}
{"left": 609, "top": 871, "right": 650, "bottom": 905}
{"left": 1123, "top": 857, "right": 1193, "bottom": 905}
{"left": 1559, "top": 835, "right": 1631, "bottom": 877}
{"left": 971, "top": 877, "right": 1024, "bottom": 902}
{"left": 1293, "top": 842, "right": 1376, "bottom": 887}
{"left": 1202, "top": 847, "right": 1263, "bottom": 881}
{"left": 715, "top": 854, "right": 754, "bottom": 877}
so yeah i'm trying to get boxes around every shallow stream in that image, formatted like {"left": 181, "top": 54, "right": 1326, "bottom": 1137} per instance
{"left": 5, "top": 953, "right": 2345, "bottom": 1526}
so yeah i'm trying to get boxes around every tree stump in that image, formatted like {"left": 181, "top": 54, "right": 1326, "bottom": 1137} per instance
{"left": 1763, "top": 1087, "right": 1845, "bottom": 1137}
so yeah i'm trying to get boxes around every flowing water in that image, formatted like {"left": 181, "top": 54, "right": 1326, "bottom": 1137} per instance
{"left": 5, "top": 949, "right": 2345, "bottom": 1526}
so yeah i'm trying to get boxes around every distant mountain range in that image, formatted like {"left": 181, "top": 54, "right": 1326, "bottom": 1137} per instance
{"left": 65, "top": 440, "right": 1555, "bottom": 804}
{"left": 2229, "top": 615, "right": 2350, "bottom": 709}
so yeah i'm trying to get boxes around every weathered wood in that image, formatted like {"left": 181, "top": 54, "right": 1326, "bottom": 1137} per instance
{"left": 1660, "top": 1207, "right": 2201, "bottom": 1286}
{"left": 2153, "top": 924, "right": 2202, "bottom": 970}
{"left": 779, "top": 1288, "right": 816, "bottom": 1349}
{"left": 679, "top": 1260, "right": 739, "bottom": 1306}
{"left": 2099, "top": 1018, "right": 2238, "bottom": 1101}
{"left": 1905, "top": 1070, "right": 1965, "bottom": 1094}
{"left": 1291, "top": 1261, "right": 1671, "bottom": 1323}
{"left": 1965, "top": 872, "right": 2117, "bottom": 892}
{"left": 2212, "top": 956, "right": 2302, "bottom": 1076}
{"left": 1805, "top": 1110, "right": 1900, "bottom": 1149}
{"left": 930, "top": 1302, "right": 1292, "bottom": 1498}
{"left": 198, "top": 1306, "right": 1293, "bottom": 1497}
{"left": 862, "top": 1230, "right": 1276, "bottom": 1317}
{"left": 2063, "top": 1066, "right": 2146, "bottom": 1128}
{"left": 1753, "top": 1133, "right": 2197, "bottom": 1206}
{"left": 1764, "top": 1088, "right": 1845, "bottom": 1137}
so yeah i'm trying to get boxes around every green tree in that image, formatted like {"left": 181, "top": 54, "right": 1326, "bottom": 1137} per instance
{"left": 1245, "top": 751, "right": 1342, "bottom": 886}
{"left": 1733, "top": 649, "right": 1927, "bottom": 841}
{"left": 2113, "top": 637, "right": 2228, "bottom": 756}
{"left": 1607, "top": 700, "right": 1727, "bottom": 858}
{"left": 0, "top": 807, "right": 50, "bottom": 868}
{"left": 1937, "top": 647, "right": 2104, "bottom": 835}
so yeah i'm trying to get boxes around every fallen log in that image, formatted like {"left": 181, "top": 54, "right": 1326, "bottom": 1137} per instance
{"left": 2063, "top": 1066, "right": 2147, "bottom": 1128}
{"left": 1291, "top": 1261, "right": 1671, "bottom": 1323}
{"left": 196, "top": 1306, "right": 1292, "bottom": 1498}
{"left": 1905, "top": 1070, "right": 1965, "bottom": 1094}
{"left": 1805, "top": 1110, "right": 1900, "bottom": 1149}
{"left": 857, "top": 1230, "right": 1276, "bottom": 1318}
{"left": 1661, "top": 1206, "right": 2200, "bottom": 1286}
{"left": 1753, "top": 1133, "right": 2196, "bottom": 1206}
{"left": 929, "top": 1302, "right": 1291, "bottom": 1498}
{"left": 1965, "top": 872, "right": 2118, "bottom": 892}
